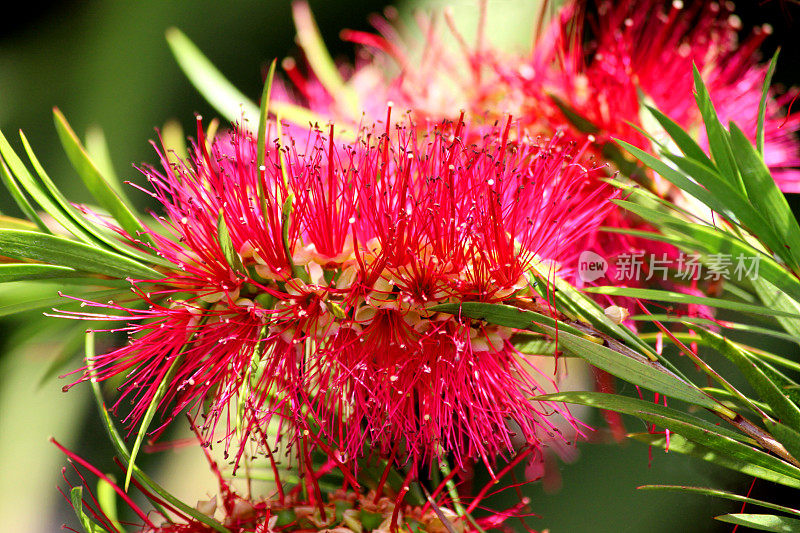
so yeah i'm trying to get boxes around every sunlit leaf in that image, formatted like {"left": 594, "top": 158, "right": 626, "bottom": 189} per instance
{"left": 538, "top": 391, "right": 750, "bottom": 443}
{"left": 53, "top": 108, "right": 151, "bottom": 248}
{"left": 695, "top": 328, "right": 800, "bottom": 433}
{"left": 716, "top": 513, "right": 800, "bottom": 532}
{"left": 640, "top": 485, "right": 800, "bottom": 517}
{"left": 632, "top": 432, "right": 800, "bottom": 489}
{"left": 0, "top": 229, "right": 162, "bottom": 280}
{"left": 585, "top": 286, "right": 800, "bottom": 319}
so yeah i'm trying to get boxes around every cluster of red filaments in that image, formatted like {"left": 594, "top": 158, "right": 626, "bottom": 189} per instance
{"left": 282, "top": 0, "right": 799, "bottom": 191}
{"left": 60, "top": 110, "right": 614, "bottom": 469}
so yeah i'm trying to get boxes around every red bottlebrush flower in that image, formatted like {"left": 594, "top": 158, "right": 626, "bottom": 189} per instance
{"left": 59, "top": 113, "right": 614, "bottom": 469}
{"left": 280, "top": 0, "right": 800, "bottom": 192}
{"left": 546, "top": 0, "right": 800, "bottom": 190}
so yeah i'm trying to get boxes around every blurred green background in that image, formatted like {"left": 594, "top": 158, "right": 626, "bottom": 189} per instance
{"left": 1, "top": 1, "right": 798, "bottom": 531}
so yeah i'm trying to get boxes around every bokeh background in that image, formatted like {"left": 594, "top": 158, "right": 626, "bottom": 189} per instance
{"left": 1, "top": 1, "right": 799, "bottom": 531}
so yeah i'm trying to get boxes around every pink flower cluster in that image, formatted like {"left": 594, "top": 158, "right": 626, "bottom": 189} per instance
{"left": 63, "top": 115, "right": 613, "bottom": 466}
{"left": 282, "top": 0, "right": 800, "bottom": 191}
{"left": 59, "top": 0, "right": 798, "bottom": 480}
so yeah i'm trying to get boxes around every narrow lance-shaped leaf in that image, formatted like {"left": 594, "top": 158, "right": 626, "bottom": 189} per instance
{"left": 0, "top": 263, "right": 79, "bottom": 282}
{"left": 429, "top": 301, "right": 590, "bottom": 338}
{"left": 585, "top": 286, "right": 800, "bottom": 319}
{"left": 753, "top": 277, "right": 800, "bottom": 348}
{"left": 632, "top": 432, "right": 800, "bottom": 489}
{"left": 53, "top": 108, "right": 152, "bottom": 248}
{"left": 292, "top": 1, "right": 360, "bottom": 119}
{"left": 96, "top": 477, "right": 124, "bottom": 533}
{"left": 692, "top": 65, "right": 744, "bottom": 194}
{"left": 0, "top": 159, "right": 48, "bottom": 232}
{"left": 614, "top": 140, "right": 721, "bottom": 214}
{"left": 85, "top": 334, "right": 233, "bottom": 533}
{"left": 695, "top": 328, "right": 800, "bottom": 434}
{"left": 0, "top": 229, "right": 162, "bottom": 280}
{"left": 537, "top": 391, "right": 751, "bottom": 443}
{"left": 216, "top": 211, "right": 245, "bottom": 275}
{"left": 84, "top": 125, "right": 124, "bottom": 194}
{"left": 70, "top": 486, "right": 109, "bottom": 533}
{"left": 716, "top": 514, "right": 800, "bottom": 533}
{"left": 639, "top": 485, "right": 800, "bottom": 518}
{"left": 757, "top": 50, "right": 780, "bottom": 155}
{"left": 432, "top": 301, "right": 721, "bottom": 411}
{"left": 0, "top": 128, "right": 97, "bottom": 243}
{"left": 643, "top": 105, "right": 712, "bottom": 165}
{"left": 764, "top": 420, "right": 800, "bottom": 465}
{"left": 165, "top": 27, "right": 258, "bottom": 123}
{"left": 124, "top": 352, "right": 184, "bottom": 491}
{"left": 647, "top": 412, "right": 800, "bottom": 484}
{"left": 165, "top": 27, "right": 333, "bottom": 136}
{"left": 729, "top": 121, "right": 800, "bottom": 270}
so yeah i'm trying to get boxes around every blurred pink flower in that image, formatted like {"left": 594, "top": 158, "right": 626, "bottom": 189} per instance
{"left": 279, "top": 0, "right": 800, "bottom": 191}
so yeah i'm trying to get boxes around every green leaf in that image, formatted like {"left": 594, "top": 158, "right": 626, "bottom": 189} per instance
{"left": 84, "top": 125, "right": 124, "bottom": 195}
{"left": 0, "top": 159, "right": 48, "bottom": 232}
{"left": 647, "top": 412, "right": 800, "bottom": 484}
{"left": 0, "top": 214, "right": 38, "bottom": 230}
{"left": 0, "top": 128, "right": 97, "bottom": 243}
{"left": 729, "top": 121, "right": 800, "bottom": 270}
{"left": 433, "top": 302, "right": 719, "bottom": 409}
{"left": 607, "top": 198, "right": 800, "bottom": 312}
{"left": 695, "top": 328, "right": 800, "bottom": 433}
{"left": 755, "top": 360, "right": 800, "bottom": 409}
{"left": 165, "top": 27, "right": 334, "bottom": 135}
{"left": 291, "top": 1, "right": 359, "bottom": 118}
{"left": 216, "top": 211, "right": 245, "bottom": 275}
{"left": 764, "top": 420, "right": 800, "bottom": 464}
{"left": 537, "top": 391, "right": 750, "bottom": 443}
{"left": 635, "top": 315, "right": 800, "bottom": 348}
{"left": 429, "top": 301, "right": 587, "bottom": 338}
{"left": 0, "top": 229, "right": 162, "bottom": 280}
{"left": 692, "top": 65, "right": 744, "bottom": 194}
{"left": 96, "top": 477, "right": 123, "bottom": 533}
{"left": 753, "top": 277, "right": 800, "bottom": 347}
{"left": 0, "top": 263, "right": 79, "bottom": 282}
{"left": 257, "top": 59, "right": 277, "bottom": 172}
{"left": 702, "top": 387, "right": 774, "bottom": 418}
{"left": 70, "top": 487, "right": 109, "bottom": 533}
{"left": 511, "top": 334, "right": 557, "bottom": 355}
{"left": 716, "top": 514, "right": 800, "bottom": 532}
{"left": 124, "top": 352, "right": 184, "bottom": 491}
{"left": 643, "top": 105, "right": 712, "bottom": 165}
{"left": 614, "top": 195, "right": 788, "bottom": 275}
{"left": 549, "top": 94, "right": 599, "bottom": 134}
{"left": 585, "top": 286, "right": 800, "bottom": 319}
{"left": 19, "top": 129, "right": 171, "bottom": 268}
{"left": 547, "top": 272, "right": 658, "bottom": 359}
{"left": 165, "top": 27, "right": 259, "bottom": 123}
{"left": 632, "top": 432, "right": 800, "bottom": 489}
{"left": 757, "top": 50, "right": 780, "bottom": 155}
{"left": 85, "top": 334, "right": 232, "bottom": 533}
{"left": 0, "top": 287, "right": 123, "bottom": 317}
{"left": 614, "top": 141, "right": 721, "bottom": 214}
{"left": 639, "top": 485, "right": 800, "bottom": 517}
{"left": 53, "top": 108, "right": 151, "bottom": 248}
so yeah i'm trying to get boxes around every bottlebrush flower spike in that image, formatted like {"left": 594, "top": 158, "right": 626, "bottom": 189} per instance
{"left": 58, "top": 113, "right": 615, "bottom": 469}
{"left": 547, "top": 0, "right": 800, "bottom": 191}
{"left": 279, "top": 0, "right": 800, "bottom": 191}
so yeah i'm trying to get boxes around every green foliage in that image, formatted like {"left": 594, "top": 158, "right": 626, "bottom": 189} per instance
{"left": 436, "top": 55, "right": 800, "bottom": 527}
